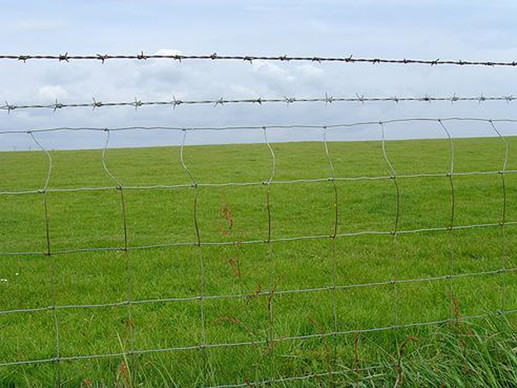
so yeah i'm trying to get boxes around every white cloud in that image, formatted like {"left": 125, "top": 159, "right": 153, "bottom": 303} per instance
{"left": 1, "top": 1, "right": 517, "bottom": 150}
{"left": 154, "top": 49, "right": 183, "bottom": 56}
{"left": 252, "top": 62, "right": 294, "bottom": 81}
{"left": 3, "top": 20, "right": 68, "bottom": 33}
{"left": 38, "top": 85, "right": 69, "bottom": 100}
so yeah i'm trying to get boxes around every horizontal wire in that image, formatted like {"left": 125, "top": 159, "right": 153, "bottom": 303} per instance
{"left": 1, "top": 220, "right": 515, "bottom": 257}
{"left": 1, "top": 52, "right": 517, "bottom": 67}
{"left": 1, "top": 266, "right": 515, "bottom": 316}
{"left": 205, "top": 365, "right": 385, "bottom": 388}
{"left": 1, "top": 117, "right": 517, "bottom": 136}
{"left": 1, "top": 94, "right": 515, "bottom": 113}
{"left": 1, "top": 309, "right": 515, "bottom": 368}
{"left": 0, "top": 170, "right": 514, "bottom": 196}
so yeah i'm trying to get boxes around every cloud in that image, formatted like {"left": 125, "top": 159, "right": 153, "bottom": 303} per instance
{"left": 154, "top": 48, "right": 183, "bottom": 56}
{"left": 3, "top": 20, "right": 68, "bottom": 33}
{"left": 38, "top": 86, "right": 69, "bottom": 100}
{"left": 1, "top": 0, "right": 517, "bottom": 150}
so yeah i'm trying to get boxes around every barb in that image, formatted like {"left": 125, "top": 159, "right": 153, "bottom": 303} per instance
{"left": 1, "top": 52, "right": 517, "bottom": 67}
{"left": 0, "top": 94, "right": 515, "bottom": 113}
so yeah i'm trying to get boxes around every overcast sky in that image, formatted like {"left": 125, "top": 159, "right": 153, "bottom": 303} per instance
{"left": 1, "top": 0, "right": 517, "bottom": 150}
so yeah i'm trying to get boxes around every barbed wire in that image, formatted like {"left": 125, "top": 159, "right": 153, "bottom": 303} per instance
{"left": 1, "top": 52, "right": 517, "bottom": 67}
{"left": 1, "top": 94, "right": 515, "bottom": 113}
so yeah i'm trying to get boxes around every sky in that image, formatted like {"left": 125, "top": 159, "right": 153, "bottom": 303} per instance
{"left": 1, "top": 0, "right": 517, "bottom": 150}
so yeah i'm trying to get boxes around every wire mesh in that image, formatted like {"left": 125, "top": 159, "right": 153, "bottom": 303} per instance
{"left": 1, "top": 116, "right": 517, "bottom": 386}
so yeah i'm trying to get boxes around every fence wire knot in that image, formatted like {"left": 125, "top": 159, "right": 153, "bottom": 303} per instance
{"left": 96, "top": 54, "right": 108, "bottom": 63}
{"left": 92, "top": 98, "right": 103, "bottom": 110}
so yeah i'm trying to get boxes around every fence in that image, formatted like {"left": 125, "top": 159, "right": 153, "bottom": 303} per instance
{"left": 1, "top": 53, "right": 517, "bottom": 387}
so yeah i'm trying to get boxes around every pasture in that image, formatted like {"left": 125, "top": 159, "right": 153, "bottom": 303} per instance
{"left": 1, "top": 136, "right": 517, "bottom": 387}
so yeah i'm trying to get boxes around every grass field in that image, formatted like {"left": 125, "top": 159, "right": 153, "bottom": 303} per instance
{"left": 1, "top": 136, "right": 517, "bottom": 387}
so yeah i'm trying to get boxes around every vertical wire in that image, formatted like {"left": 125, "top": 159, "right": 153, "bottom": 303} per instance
{"left": 101, "top": 129, "right": 123, "bottom": 187}
{"left": 379, "top": 122, "right": 401, "bottom": 328}
{"left": 263, "top": 127, "right": 276, "bottom": 242}
{"left": 28, "top": 131, "right": 60, "bottom": 385}
{"left": 323, "top": 127, "right": 339, "bottom": 240}
{"left": 323, "top": 126, "right": 339, "bottom": 386}
{"left": 102, "top": 129, "right": 134, "bottom": 375}
{"left": 488, "top": 121, "right": 508, "bottom": 313}
{"left": 262, "top": 127, "right": 276, "bottom": 377}
{"left": 438, "top": 121, "right": 456, "bottom": 321}
{"left": 180, "top": 129, "right": 208, "bottom": 378}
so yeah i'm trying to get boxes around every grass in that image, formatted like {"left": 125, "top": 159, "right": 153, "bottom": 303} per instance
{"left": 1, "top": 136, "right": 517, "bottom": 387}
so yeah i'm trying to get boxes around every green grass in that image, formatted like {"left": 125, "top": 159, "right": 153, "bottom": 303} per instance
{"left": 1, "top": 137, "right": 517, "bottom": 387}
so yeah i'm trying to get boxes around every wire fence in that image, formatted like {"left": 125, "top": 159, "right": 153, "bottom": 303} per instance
{"left": 1, "top": 52, "right": 517, "bottom": 386}
{"left": 1, "top": 116, "right": 516, "bottom": 386}
{"left": 1, "top": 94, "right": 516, "bottom": 113}
{"left": 1, "top": 52, "right": 517, "bottom": 66}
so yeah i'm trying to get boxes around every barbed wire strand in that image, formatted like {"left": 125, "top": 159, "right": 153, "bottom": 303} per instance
{"left": 1, "top": 52, "right": 517, "bottom": 67}
{"left": 2, "top": 94, "right": 516, "bottom": 114}
{"left": 488, "top": 120, "right": 509, "bottom": 313}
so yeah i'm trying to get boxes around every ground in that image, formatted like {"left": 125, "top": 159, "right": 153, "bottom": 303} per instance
{"left": 1, "top": 136, "right": 517, "bottom": 387}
